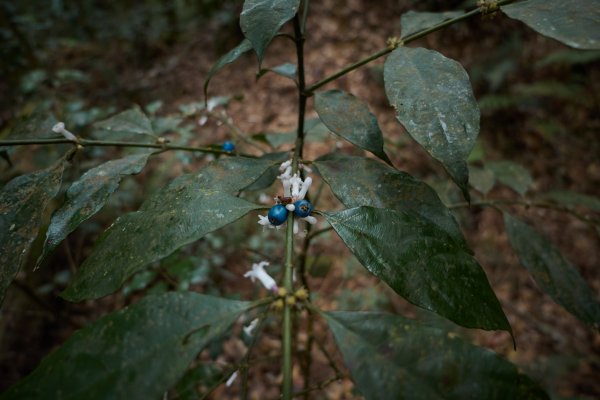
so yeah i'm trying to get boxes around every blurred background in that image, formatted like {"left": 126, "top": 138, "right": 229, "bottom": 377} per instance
{"left": 1, "top": 0, "right": 599, "bottom": 398}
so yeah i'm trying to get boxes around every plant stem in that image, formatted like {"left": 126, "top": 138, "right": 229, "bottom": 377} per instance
{"left": 0, "top": 138, "right": 256, "bottom": 157}
{"left": 281, "top": 12, "right": 309, "bottom": 399}
{"left": 448, "top": 198, "right": 598, "bottom": 226}
{"left": 282, "top": 214, "right": 295, "bottom": 399}
{"left": 304, "top": 0, "right": 516, "bottom": 94}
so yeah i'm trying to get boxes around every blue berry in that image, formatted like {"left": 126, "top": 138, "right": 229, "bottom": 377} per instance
{"left": 293, "top": 199, "right": 313, "bottom": 218}
{"left": 268, "top": 204, "right": 288, "bottom": 226}
{"left": 222, "top": 141, "right": 235, "bottom": 152}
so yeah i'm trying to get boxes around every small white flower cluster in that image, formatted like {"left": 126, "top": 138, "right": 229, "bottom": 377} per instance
{"left": 257, "top": 160, "right": 317, "bottom": 234}
{"left": 243, "top": 261, "right": 278, "bottom": 292}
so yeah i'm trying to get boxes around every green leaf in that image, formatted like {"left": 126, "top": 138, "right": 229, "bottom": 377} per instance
{"left": 174, "top": 364, "right": 225, "bottom": 400}
{"left": 502, "top": 0, "right": 600, "bottom": 50}
{"left": 204, "top": 39, "right": 253, "bottom": 100}
{"left": 539, "top": 190, "right": 600, "bottom": 213}
{"left": 1, "top": 292, "right": 251, "bottom": 400}
{"left": 323, "top": 311, "right": 549, "bottom": 400}
{"left": 400, "top": 10, "right": 464, "bottom": 38}
{"left": 91, "top": 105, "right": 156, "bottom": 142}
{"left": 314, "top": 153, "right": 466, "bottom": 248}
{"left": 8, "top": 110, "right": 59, "bottom": 140}
{"left": 243, "top": 152, "right": 291, "bottom": 191}
{"left": 384, "top": 47, "right": 480, "bottom": 200}
{"left": 314, "top": 90, "right": 392, "bottom": 164}
{"left": 37, "top": 152, "right": 152, "bottom": 267}
{"left": 323, "top": 206, "right": 511, "bottom": 332}
{"left": 468, "top": 165, "right": 496, "bottom": 195}
{"left": 0, "top": 158, "right": 67, "bottom": 303}
{"left": 62, "top": 157, "right": 276, "bottom": 301}
{"left": 535, "top": 49, "right": 600, "bottom": 68}
{"left": 240, "top": 0, "right": 301, "bottom": 66}
{"left": 486, "top": 160, "right": 533, "bottom": 196}
{"left": 504, "top": 213, "right": 600, "bottom": 328}
{"left": 258, "top": 62, "right": 297, "bottom": 80}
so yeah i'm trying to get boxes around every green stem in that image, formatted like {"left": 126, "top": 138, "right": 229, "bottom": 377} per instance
{"left": 281, "top": 12, "right": 309, "bottom": 399}
{"left": 282, "top": 214, "right": 295, "bottom": 399}
{"left": 304, "top": 0, "right": 516, "bottom": 94}
{"left": 448, "top": 198, "right": 598, "bottom": 226}
{"left": 0, "top": 138, "right": 256, "bottom": 157}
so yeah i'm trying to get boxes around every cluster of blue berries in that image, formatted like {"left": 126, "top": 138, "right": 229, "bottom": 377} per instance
{"left": 267, "top": 199, "right": 313, "bottom": 226}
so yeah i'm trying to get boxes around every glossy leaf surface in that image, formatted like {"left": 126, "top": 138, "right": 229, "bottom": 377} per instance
{"left": 384, "top": 47, "right": 480, "bottom": 200}
{"left": 502, "top": 0, "right": 600, "bottom": 50}
{"left": 91, "top": 105, "right": 156, "bottom": 142}
{"left": 324, "top": 206, "right": 511, "bottom": 332}
{"left": 240, "top": 0, "right": 300, "bottom": 66}
{"left": 1, "top": 292, "right": 250, "bottom": 400}
{"left": 37, "top": 152, "right": 152, "bottom": 267}
{"left": 0, "top": 158, "right": 66, "bottom": 303}
{"left": 486, "top": 160, "right": 532, "bottom": 196}
{"left": 62, "top": 157, "right": 277, "bottom": 301}
{"left": 504, "top": 213, "right": 600, "bottom": 328}
{"left": 324, "top": 311, "right": 549, "bottom": 400}
{"left": 204, "top": 39, "right": 253, "bottom": 99}
{"left": 314, "top": 90, "right": 392, "bottom": 164}
{"left": 314, "top": 153, "right": 465, "bottom": 247}
{"left": 400, "top": 10, "right": 464, "bottom": 38}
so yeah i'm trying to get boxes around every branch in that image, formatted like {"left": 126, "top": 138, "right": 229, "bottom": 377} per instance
{"left": 304, "top": 0, "right": 516, "bottom": 94}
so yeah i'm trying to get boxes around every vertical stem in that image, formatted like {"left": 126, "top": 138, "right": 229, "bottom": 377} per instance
{"left": 282, "top": 216, "right": 294, "bottom": 399}
{"left": 282, "top": 10, "right": 309, "bottom": 399}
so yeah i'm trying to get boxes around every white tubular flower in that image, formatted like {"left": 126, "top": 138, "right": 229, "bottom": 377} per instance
{"left": 281, "top": 176, "right": 292, "bottom": 197}
{"left": 290, "top": 174, "right": 303, "bottom": 198}
{"left": 279, "top": 159, "right": 292, "bottom": 171}
{"left": 302, "top": 215, "right": 317, "bottom": 225}
{"left": 258, "top": 193, "right": 272, "bottom": 204}
{"left": 244, "top": 261, "right": 278, "bottom": 292}
{"left": 297, "top": 176, "right": 312, "bottom": 200}
{"left": 300, "top": 164, "right": 313, "bottom": 174}
{"left": 225, "top": 371, "right": 239, "bottom": 387}
{"left": 243, "top": 318, "right": 259, "bottom": 337}
{"left": 52, "top": 122, "right": 77, "bottom": 142}
{"left": 293, "top": 220, "right": 299, "bottom": 235}
{"left": 258, "top": 215, "right": 276, "bottom": 229}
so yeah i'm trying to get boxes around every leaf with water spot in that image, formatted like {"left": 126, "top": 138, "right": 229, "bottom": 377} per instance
{"left": 323, "top": 206, "right": 511, "bottom": 333}
{"left": 504, "top": 213, "right": 600, "bottom": 328}
{"left": 37, "top": 152, "right": 152, "bottom": 268}
{"left": 384, "top": 47, "right": 480, "bottom": 201}
{"left": 240, "top": 0, "right": 300, "bottom": 66}
{"left": 502, "top": 0, "right": 600, "bottom": 50}
{"left": 324, "top": 311, "right": 549, "bottom": 400}
{"left": 0, "top": 157, "right": 67, "bottom": 303}
{"left": 314, "top": 153, "right": 466, "bottom": 248}
{"left": 1, "top": 292, "right": 251, "bottom": 400}
{"left": 315, "top": 90, "right": 392, "bottom": 164}
{"left": 204, "top": 39, "right": 253, "bottom": 100}
{"left": 62, "top": 156, "right": 278, "bottom": 301}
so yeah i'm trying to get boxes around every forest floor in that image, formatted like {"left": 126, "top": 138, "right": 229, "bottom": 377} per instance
{"left": 1, "top": 0, "right": 599, "bottom": 399}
